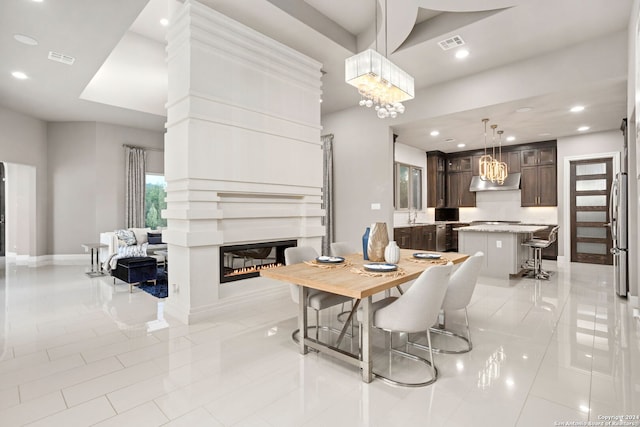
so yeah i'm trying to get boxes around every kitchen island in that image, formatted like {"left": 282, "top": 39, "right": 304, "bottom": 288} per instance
{"left": 457, "top": 224, "right": 548, "bottom": 278}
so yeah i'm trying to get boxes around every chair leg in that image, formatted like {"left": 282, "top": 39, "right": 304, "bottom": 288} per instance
{"left": 464, "top": 308, "right": 473, "bottom": 351}
{"left": 409, "top": 308, "right": 472, "bottom": 354}
{"left": 380, "top": 328, "right": 438, "bottom": 387}
{"left": 426, "top": 329, "right": 438, "bottom": 382}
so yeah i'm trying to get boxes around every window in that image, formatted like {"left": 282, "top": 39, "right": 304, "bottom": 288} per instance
{"left": 145, "top": 174, "right": 167, "bottom": 229}
{"left": 395, "top": 163, "right": 423, "bottom": 210}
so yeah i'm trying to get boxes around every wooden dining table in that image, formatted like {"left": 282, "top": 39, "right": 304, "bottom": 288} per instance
{"left": 260, "top": 248, "right": 469, "bottom": 383}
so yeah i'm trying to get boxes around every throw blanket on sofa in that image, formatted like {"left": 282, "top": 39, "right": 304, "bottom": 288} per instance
{"left": 102, "top": 242, "right": 149, "bottom": 272}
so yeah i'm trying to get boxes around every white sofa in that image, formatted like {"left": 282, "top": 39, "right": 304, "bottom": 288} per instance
{"left": 99, "top": 227, "right": 167, "bottom": 265}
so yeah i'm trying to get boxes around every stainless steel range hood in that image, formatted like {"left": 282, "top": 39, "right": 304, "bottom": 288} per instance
{"left": 469, "top": 173, "right": 521, "bottom": 191}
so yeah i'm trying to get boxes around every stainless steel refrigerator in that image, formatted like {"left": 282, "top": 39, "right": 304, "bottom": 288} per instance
{"left": 610, "top": 172, "right": 628, "bottom": 297}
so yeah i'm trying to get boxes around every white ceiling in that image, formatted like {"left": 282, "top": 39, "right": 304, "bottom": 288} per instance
{"left": 0, "top": 0, "right": 633, "bottom": 152}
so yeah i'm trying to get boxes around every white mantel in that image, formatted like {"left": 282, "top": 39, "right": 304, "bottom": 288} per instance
{"left": 163, "top": 0, "right": 324, "bottom": 324}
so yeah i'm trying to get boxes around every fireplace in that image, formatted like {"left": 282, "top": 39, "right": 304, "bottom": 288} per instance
{"left": 219, "top": 240, "right": 297, "bottom": 283}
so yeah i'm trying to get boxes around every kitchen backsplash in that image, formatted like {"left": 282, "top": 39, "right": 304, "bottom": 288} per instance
{"left": 394, "top": 190, "right": 558, "bottom": 226}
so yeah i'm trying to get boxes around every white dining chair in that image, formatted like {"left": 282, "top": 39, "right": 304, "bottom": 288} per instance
{"left": 411, "top": 252, "right": 484, "bottom": 354}
{"left": 330, "top": 241, "right": 354, "bottom": 257}
{"left": 356, "top": 262, "right": 453, "bottom": 386}
{"left": 285, "top": 246, "right": 354, "bottom": 345}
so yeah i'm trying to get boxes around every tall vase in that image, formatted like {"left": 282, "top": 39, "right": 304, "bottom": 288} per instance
{"left": 367, "top": 222, "right": 389, "bottom": 262}
{"left": 384, "top": 241, "right": 400, "bottom": 264}
{"left": 362, "top": 227, "right": 371, "bottom": 260}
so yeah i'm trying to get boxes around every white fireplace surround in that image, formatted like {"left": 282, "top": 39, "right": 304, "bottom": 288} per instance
{"left": 163, "top": 1, "right": 325, "bottom": 324}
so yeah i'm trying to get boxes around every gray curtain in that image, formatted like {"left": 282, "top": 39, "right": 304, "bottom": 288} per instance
{"left": 321, "top": 134, "right": 334, "bottom": 255}
{"left": 125, "top": 146, "right": 146, "bottom": 228}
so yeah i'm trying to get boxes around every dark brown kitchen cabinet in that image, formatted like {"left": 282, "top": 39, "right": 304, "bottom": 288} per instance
{"left": 425, "top": 225, "right": 437, "bottom": 251}
{"left": 448, "top": 156, "right": 472, "bottom": 172}
{"left": 507, "top": 150, "right": 521, "bottom": 173}
{"left": 427, "top": 152, "right": 447, "bottom": 208}
{"left": 394, "top": 225, "right": 436, "bottom": 250}
{"left": 394, "top": 227, "right": 412, "bottom": 249}
{"left": 447, "top": 223, "right": 469, "bottom": 252}
{"left": 521, "top": 146, "right": 556, "bottom": 167}
{"left": 521, "top": 147, "right": 557, "bottom": 207}
{"left": 411, "top": 226, "right": 428, "bottom": 250}
{"left": 447, "top": 170, "right": 475, "bottom": 207}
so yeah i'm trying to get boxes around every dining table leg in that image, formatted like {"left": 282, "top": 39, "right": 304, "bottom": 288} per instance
{"left": 361, "top": 296, "right": 373, "bottom": 383}
{"left": 299, "top": 285, "right": 309, "bottom": 355}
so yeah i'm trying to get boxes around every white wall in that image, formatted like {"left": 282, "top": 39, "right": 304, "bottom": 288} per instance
{"left": 47, "top": 122, "right": 164, "bottom": 255}
{"left": 322, "top": 107, "right": 394, "bottom": 251}
{"left": 557, "top": 130, "right": 624, "bottom": 258}
{"left": 0, "top": 106, "right": 47, "bottom": 256}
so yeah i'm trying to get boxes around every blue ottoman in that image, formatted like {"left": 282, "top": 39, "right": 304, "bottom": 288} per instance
{"left": 112, "top": 257, "right": 157, "bottom": 293}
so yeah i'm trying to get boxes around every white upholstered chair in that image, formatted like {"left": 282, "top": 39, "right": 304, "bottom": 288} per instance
{"left": 330, "top": 241, "right": 354, "bottom": 257}
{"left": 285, "top": 246, "right": 353, "bottom": 344}
{"left": 356, "top": 262, "right": 453, "bottom": 386}
{"left": 412, "top": 252, "right": 484, "bottom": 354}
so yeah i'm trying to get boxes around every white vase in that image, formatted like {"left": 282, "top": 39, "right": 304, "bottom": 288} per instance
{"left": 384, "top": 240, "right": 400, "bottom": 264}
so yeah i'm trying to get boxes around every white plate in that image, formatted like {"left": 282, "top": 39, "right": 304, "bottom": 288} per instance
{"left": 315, "top": 256, "right": 345, "bottom": 264}
{"left": 413, "top": 252, "right": 442, "bottom": 260}
{"left": 363, "top": 263, "right": 398, "bottom": 272}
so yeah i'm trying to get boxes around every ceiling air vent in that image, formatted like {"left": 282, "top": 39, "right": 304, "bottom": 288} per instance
{"left": 48, "top": 51, "right": 75, "bottom": 65}
{"left": 438, "top": 35, "right": 465, "bottom": 51}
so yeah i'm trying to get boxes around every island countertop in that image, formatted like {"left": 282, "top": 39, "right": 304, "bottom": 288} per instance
{"left": 456, "top": 224, "right": 547, "bottom": 233}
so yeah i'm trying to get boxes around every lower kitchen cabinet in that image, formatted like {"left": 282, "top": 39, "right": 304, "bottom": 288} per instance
{"left": 394, "top": 225, "right": 437, "bottom": 251}
{"left": 394, "top": 227, "right": 412, "bottom": 249}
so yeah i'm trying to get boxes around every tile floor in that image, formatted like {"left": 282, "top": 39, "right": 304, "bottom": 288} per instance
{"left": 0, "top": 260, "right": 639, "bottom": 426}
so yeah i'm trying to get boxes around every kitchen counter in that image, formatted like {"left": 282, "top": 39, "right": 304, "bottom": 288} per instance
{"left": 457, "top": 225, "right": 546, "bottom": 279}
{"left": 456, "top": 224, "right": 547, "bottom": 233}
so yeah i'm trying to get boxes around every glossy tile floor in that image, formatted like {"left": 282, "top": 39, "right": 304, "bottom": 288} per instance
{"left": 0, "top": 260, "right": 639, "bottom": 426}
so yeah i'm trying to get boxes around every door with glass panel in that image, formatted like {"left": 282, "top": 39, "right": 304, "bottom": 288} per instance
{"left": 570, "top": 158, "right": 613, "bottom": 264}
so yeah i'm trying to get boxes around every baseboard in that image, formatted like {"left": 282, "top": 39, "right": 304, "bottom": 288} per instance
{"left": 5, "top": 254, "right": 87, "bottom": 267}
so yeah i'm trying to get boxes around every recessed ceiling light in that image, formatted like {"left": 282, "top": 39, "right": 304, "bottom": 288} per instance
{"left": 444, "top": 138, "right": 456, "bottom": 142}
{"left": 539, "top": 132, "right": 551, "bottom": 136}
{"left": 578, "top": 126, "right": 590, "bottom": 132}
{"left": 506, "top": 136, "right": 516, "bottom": 142}
{"left": 457, "top": 143, "right": 466, "bottom": 148}
{"left": 570, "top": 105, "right": 585, "bottom": 113}
{"left": 13, "top": 34, "right": 38, "bottom": 46}
{"left": 516, "top": 107, "right": 533, "bottom": 113}
{"left": 32, "top": 0, "right": 43, "bottom": 2}
{"left": 430, "top": 130, "right": 440, "bottom": 136}
{"left": 11, "top": 71, "right": 28, "bottom": 80}
{"left": 160, "top": 18, "right": 169, "bottom": 26}
{"left": 455, "top": 49, "right": 469, "bottom": 59}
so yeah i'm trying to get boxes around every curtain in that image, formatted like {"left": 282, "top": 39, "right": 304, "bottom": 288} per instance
{"left": 321, "top": 134, "right": 334, "bottom": 255}
{"left": 125, "top": 146, "right": 146, "bottom": 228}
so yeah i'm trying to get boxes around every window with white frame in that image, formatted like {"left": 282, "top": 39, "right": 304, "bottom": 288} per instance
{"left": 395, "top": 162, "right": 423, "bottom": 210}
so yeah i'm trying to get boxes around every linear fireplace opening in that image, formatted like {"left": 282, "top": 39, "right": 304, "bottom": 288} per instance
{"left": 219, "top": 240, "right": 297, "bottom": 283}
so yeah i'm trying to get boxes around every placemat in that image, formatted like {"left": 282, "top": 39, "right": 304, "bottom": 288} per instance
{"left": 405, "top": 257, "right": 450, "bottom": 266}
{"left": 304, "top": 260, "right": 352, "bottom": 269}
{"left": 350, "top": 267, "right": 407, "bottom": 278}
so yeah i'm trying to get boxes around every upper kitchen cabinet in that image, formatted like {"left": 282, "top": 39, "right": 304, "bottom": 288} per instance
{"left": 447, "top": 155, "right": 476, "bottom": 207}
{"left": 520, "top": 144, "right": 557, "bottom": 206}
{"left": 427, "top": 151, "right": 447, "bottom": 208}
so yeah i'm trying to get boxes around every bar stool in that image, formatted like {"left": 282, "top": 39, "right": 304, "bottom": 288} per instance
{"left": 522, "top": 226, "right": 559, "bottom": 279}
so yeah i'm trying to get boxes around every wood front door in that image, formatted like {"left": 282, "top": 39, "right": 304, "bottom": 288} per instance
{"left": 570, "top": 158, "right": 613, "bottom": 264}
